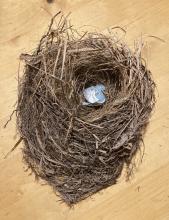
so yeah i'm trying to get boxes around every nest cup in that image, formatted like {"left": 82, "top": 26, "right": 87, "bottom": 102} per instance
{"left": 18, "top": 14, "right": 155, "bottom": 205}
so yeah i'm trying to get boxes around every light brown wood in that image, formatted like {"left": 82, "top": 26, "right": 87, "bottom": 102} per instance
{"left": 0, "top": 1, "right": 169, "bottom": 219}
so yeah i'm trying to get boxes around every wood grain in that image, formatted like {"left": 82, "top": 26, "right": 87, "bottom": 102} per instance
{"left": 0, "top": 1, "right": 169, "bottom": 219}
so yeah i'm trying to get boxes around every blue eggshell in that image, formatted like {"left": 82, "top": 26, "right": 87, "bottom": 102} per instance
{"left": 83, "top": 84, "right": 106, "bottom": 105}
{"left": 95, "top": 84, "right": 105, "bottom": 91}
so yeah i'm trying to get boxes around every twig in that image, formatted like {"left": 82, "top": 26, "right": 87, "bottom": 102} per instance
{"left": 4, "top": 137, "right": 23, "bottom": 159}
{"left": 4, "top": 110, "right": 17, "bottom": 128}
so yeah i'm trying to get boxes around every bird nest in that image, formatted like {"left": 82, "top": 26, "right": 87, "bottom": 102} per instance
{"left": 17, "top": 14, "right": 155, "bottom": 205}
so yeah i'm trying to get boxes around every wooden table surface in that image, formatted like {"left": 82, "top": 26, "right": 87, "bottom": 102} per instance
{"left": 0, "top": 1, "right": 169, "bottom": 220}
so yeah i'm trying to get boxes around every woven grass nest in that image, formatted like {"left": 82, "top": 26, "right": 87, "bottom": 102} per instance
{"left": 17, "top": 14, "right": 155, "bottom": 205}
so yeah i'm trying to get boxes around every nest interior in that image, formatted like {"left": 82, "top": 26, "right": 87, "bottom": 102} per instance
{"left": 17, "top": 15, "right": 155, "bottom": 205}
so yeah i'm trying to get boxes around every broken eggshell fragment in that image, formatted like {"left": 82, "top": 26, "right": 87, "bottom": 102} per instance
{"left": 83, "top": 84, "right": 106, "bottom": 106}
